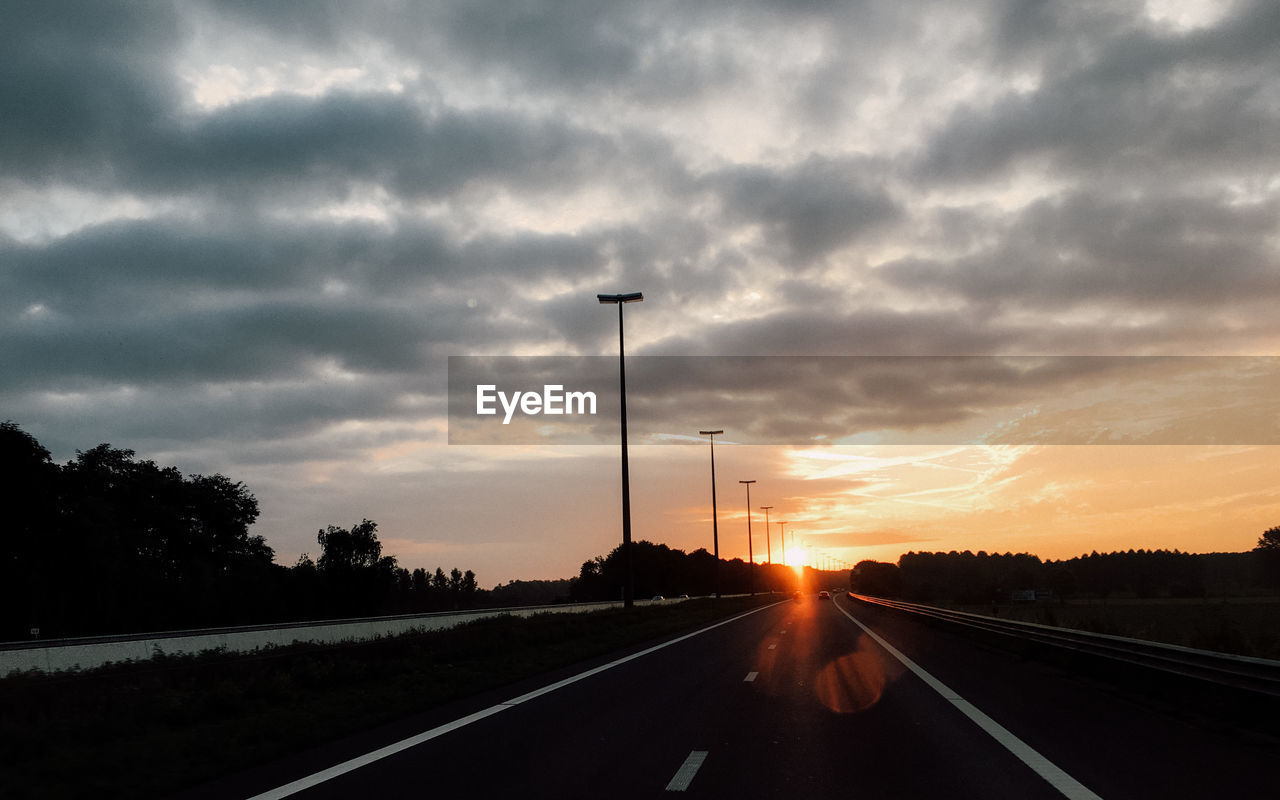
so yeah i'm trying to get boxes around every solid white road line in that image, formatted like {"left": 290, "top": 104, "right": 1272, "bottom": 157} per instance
{"left": 248, "top": 602, "right": 782, "bottom": 799}
{"left": 744, "top": 671, "right": 758, "bottom": 682}
{"left": 665, "top": 750, "right": 709, "bottom": 792}
{"left": 833, "top": 600, "right": 1104, "bottom": 800}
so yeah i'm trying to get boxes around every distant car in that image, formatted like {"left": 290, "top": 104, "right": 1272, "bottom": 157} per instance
{"left": 818, "top": 590, "right": 830, "bottom": 599}
{"left": 677, "top": 594, "right": 689, "bottom": 599}
{"left": 791, "top": 591, "right": 802, "bottom": 601}
{"left": 651, "top": 595, "right": 665, "bottom": 601}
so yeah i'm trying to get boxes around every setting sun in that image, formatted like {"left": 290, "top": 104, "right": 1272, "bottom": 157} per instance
{"left": 786, "top": 547, "right": 807, "bottom": 568}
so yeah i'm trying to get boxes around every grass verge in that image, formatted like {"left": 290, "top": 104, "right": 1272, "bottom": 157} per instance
{"left": 0, "top": 595, "right": 776, "bottom": 799}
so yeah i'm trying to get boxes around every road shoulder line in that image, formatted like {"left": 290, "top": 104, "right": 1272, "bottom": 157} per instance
{"left": 833, "top": 599, "right": 1103, "bottom": 800}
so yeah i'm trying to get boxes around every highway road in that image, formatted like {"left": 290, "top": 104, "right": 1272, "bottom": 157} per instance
{"left": 185, "top": 594, "right": 1278, "bottom": 799}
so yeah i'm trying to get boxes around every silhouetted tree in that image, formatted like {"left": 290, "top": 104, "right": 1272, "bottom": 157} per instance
{"left": 851, "top": 560, "right": 903, "bottom": 597}
{"left": 572, "top": 557, "right": 608, "bottom": 600}
{"left": 318, "top": 519, "right": 385, "bottom": 571}
{"left": 487, "top": 578, "right": 574, "bottom": 607}
{"left": 2, "top": 423, "right": 509, "bottom": 634}
{"left": 1258, "top": 527, "right": 1280, "bottom": 552}
{"left": 315, "top": 519, "right": 398, "bottom": 615}
{"left": 1255, "top": 526, "right": 1280, "bottom": 587}
{"left": 1, "top": 422, "right": 60, "bottom": 638}
{"left": 1, "top": 424, "right": 274, "bottom": 636}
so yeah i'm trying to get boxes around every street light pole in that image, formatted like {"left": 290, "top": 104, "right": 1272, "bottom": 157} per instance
{"left": 760, "top": 506, "right": 773, "bottom": 564}
{"left": 699, "top": 430, "right": 724, "bottom": 598}
{"left": 760, "top": 504, "right": 773, "bottom": 593}
{"left": 739, "top": 480, "right": 756, "bottom": 595}
{"left": 598, "top": 291, "right": 643, "bottom": 608}
{"left": 778, "top": 521, "right": 788, "bottom": 567}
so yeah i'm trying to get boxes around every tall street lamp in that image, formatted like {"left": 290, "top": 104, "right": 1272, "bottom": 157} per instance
{"left": 699, "top": 430, "right": 723, "bottom": 598}
{"left": 598, "top": 291, "right": 643, "bottom": 608}
{"left": 739, "top": 480, "right": 756, "bottom": 595}
{"left": 778, "top": 521, "right": 788, "bottom": 567}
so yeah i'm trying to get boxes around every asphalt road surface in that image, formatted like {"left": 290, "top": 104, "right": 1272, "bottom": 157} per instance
{"left": 187, "top": 594, "right": 1278, "bottom": 799}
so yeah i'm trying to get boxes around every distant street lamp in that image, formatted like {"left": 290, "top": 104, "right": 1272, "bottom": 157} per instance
{"left": 760, "top": 504, "right": 773, "bottom": 592}
{"left": 739, "top": 480, "right": 756, "bottom": 595}
{"left": 778, "top": 521, "right": 788, "bottom": 567}
{"left": 700, "top": 430, "right": 724, "bottom": 598}
{"left": 598, "top": 291, "right": 643, "bottom": 608}
{"left": 760, "top": 505, "right": 773, "bottom": 564}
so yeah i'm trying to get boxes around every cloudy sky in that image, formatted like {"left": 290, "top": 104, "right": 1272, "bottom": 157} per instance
{"left": 4, "top": 0, "right": 1280, "bottom": 585}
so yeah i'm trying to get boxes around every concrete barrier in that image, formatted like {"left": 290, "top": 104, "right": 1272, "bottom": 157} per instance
{"left": 0, "top": 600, "right": 645, "bottom": 675}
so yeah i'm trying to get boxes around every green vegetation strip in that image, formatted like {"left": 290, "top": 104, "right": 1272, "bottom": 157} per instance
{"left": 0, "top": 596, "right": 776, "bottom": 799}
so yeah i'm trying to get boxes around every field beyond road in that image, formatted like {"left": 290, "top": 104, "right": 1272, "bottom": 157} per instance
{"left": 956, "top": 597, "right": 1280, "bottom": 660}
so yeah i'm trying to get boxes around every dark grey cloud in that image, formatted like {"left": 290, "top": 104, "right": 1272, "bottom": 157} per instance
{"left": 0, "top": 2, "right": 643, "bottom": 202}
{"left": 917, "top": 0, "right": 1280, "bottom": 184}
{"left": 5, "top": 84, "right": 628, "bottom": 204}
{"left": 707, "top": 156, "right": 900, "bottom": 265}
{"left": 1, "top": 208, "right": 625, "bottom": 336}
{"left": 0, "top": 1, "right": 185, "bottom": 182}
{"left": 195, "top": 0, "right": 653, "bottom": 96}
{"left": 1, "top": 371, "right": 446, "bottom": 471}
{"left": 880, "top": 189, "right": 1280, "bottom": 310}
{"left": 3, "top": 299, "right": 425, "bottom": 388}
{"left": 440, "top": 0, "right": 649, "bottom": 91}
{"left": 163, "top": 99, "right": 623, "bottom": 200}
{"left": 644, "top": 307, "right": 1017, "bottom": 357}
{"left": 202, "top": 0, "right": 907, "bottom": 113}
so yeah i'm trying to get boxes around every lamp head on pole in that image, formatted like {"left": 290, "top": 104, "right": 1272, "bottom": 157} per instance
{"left": 699, "top": 429, "right": 723, "bottom": 436}
{"left": 598, "top": 292, "right": 644, "bottom": 304}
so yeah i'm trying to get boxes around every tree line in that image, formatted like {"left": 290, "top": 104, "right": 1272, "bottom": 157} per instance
{"left": 0, "top": 423, "right": 497, "bottom": 640}
{"left": 570, "top": 539, "right": 812, "bottom": 601}
{"left": 851, "top": 539, "right": 1280, "bottom": 604}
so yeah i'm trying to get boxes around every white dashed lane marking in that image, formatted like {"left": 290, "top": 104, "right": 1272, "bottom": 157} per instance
{"left": 665, "top": 750, "right": 709, "bottom": 792}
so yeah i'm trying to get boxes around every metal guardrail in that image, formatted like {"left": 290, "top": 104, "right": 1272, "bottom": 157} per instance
{"left": 849, "top": 593, "right": 1280, "bottom": 698}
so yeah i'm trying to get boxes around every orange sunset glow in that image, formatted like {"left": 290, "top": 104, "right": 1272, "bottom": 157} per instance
{"left": 613, "top": 438, "right": 1279, "bottom": 580}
